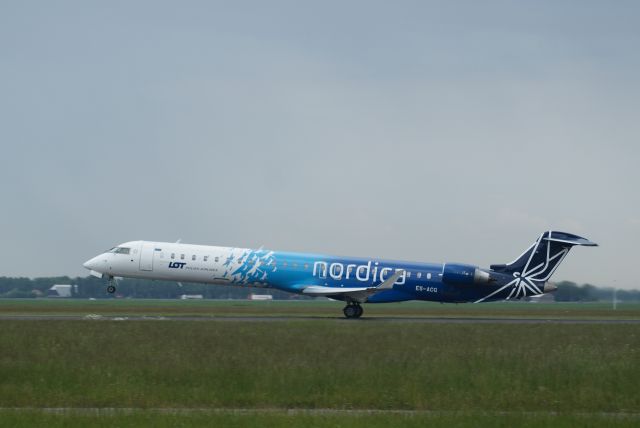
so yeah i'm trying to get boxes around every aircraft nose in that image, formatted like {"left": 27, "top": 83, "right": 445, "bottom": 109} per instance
{"left": 83, "top": 255, "right": 102, "bottom": 271}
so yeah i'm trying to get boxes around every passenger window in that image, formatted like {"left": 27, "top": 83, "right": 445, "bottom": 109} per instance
{"left": 283, "top": 261, "right": 288, "bottom": 267}
{"left": 407, "top": 271, "right": 412, "bottom": 278}
{"left": 417, "top": 272, "right": 422, "bottom": 279}
{"left": 171, "top": 253, "right": 175, "bottom": 259}
{"left": 215, "top": 257, "right": 219, "bottom": 262}
{"left": 427, "top": 273, "right": 432, "bottom": 280}
{"left": 204, "top": 256, "right": 209, "bottom": 262}
{"left": 304, "top": 263, "right": 309, "bottom": 269}
{"left": 192, "top": 255, "right": 196, "bottom": 261}
{"left": 181, "top": 254, "right": 185, "bottom": 260}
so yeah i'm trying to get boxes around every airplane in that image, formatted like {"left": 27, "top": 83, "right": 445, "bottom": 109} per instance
{"left": 83, "top": 231, "right": 597, "bottom": 318}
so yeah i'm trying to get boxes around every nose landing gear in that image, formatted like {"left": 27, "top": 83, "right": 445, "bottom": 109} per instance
{"left": 343, "top": 302, "right": 363, "bottom": 319}
{"left": 106, "top": 276, "right": 117, "bottom": 294}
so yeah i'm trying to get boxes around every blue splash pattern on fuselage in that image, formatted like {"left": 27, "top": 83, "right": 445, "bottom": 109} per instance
{"left": 219, "top": 249, "right": 516, "bottom": 304}
{"left": 222, "top": 248, "right": 277, "bottom": 284}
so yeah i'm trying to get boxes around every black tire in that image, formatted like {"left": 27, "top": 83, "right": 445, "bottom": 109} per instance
{"left": 355, "top": 305, "right": 364, "bottom": 318}
{"left": 343, "top": 305, "right": 357, "bottom": 318}
{"left": 107, "top": 285, "right": 116, "bottom": 294}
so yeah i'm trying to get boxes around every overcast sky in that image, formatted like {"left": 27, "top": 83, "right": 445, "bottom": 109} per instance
{"left": 1, "top": 1, "right": 638, "bottom": 288}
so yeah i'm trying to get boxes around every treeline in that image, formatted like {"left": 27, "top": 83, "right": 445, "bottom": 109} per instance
{"left": 0, "top": 276, "right": 637, "bottom": 301}
{"left": 0, "top": 276, "right": 308, "bottom": 300}
{"left": 552, "top": 281, "right": 639, "bottom": 302}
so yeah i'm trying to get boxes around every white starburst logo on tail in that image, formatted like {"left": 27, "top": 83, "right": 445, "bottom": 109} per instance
{"left": 475, "top": 233, "right": 568, "bottom": 303}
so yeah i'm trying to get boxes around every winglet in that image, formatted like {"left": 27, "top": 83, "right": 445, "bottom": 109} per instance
{"left": 376, "top": 270, "right": 404, "bottom": 291}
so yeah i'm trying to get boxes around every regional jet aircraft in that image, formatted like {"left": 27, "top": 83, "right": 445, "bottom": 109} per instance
{"left": 83, "top": 231, "right": 597, "bottom": 318}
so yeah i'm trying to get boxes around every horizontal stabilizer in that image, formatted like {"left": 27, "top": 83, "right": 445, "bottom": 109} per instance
{"left": 544, "top": 231, "right": 598, "bottom": 247}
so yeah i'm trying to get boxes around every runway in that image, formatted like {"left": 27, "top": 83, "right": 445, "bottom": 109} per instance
{"left": 0, "top": 314, "right": 638, "bottom": 324}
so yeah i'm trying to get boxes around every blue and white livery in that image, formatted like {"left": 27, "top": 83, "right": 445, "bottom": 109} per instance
{"left": 83, "top": 231, "right": 597, "bottom": 318}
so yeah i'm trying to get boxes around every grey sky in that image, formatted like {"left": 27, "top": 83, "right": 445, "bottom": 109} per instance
{"left": 1, "top": 1, "right": 638, "bottom": 288}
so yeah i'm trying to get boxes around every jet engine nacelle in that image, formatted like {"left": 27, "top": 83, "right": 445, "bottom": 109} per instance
{"left": 442, "top": 263, "right": 491, "bottom": 286}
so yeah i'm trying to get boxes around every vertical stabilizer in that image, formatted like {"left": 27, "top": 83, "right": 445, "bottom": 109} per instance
{"left": 486, "top": 231, "right": 597, "bottom": 299}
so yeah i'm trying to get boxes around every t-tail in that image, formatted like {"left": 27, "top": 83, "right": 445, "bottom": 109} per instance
{"left": 479, "top": 231, "right": 597, "bottom": 301}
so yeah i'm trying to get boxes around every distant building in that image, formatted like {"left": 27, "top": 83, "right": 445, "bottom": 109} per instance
{"left": 48, "top": 284, "right": 73, "bottom": 298}
{"left": 249, "top": 294, "right": 273, "bottom": 301}
{"left": 179, "top": 294, "right": 203, "bottom": 300}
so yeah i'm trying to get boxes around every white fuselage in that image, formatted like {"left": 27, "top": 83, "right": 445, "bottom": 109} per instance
{"left": 84, "top": 241, "right": 258, "bottom": 285}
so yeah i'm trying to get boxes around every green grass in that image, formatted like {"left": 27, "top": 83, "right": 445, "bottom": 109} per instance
{"left": 0, "top": 298, "right": 639, "bottom": 319}
{"left": 1, "top": 409, "right": 638, "bottom": 428}
{"left": 1, "top": 302, "right": 638, "bottom": 427}
{"left": 0, "top": 320, "right": 637, "bottom": 412}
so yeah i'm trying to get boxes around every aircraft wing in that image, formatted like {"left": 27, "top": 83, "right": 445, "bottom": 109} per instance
{"left": 301, "top": 270, "right": 404, "bottom": 303}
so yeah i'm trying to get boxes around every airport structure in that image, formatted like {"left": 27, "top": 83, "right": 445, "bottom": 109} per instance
{"left": 84, "top": 231, "right": 596, "bottom": 318}
{"left": 48, "top": 284, "right": 73, "bottom": 298}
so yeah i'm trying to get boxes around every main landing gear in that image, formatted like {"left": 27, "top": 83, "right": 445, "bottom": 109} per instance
{"left": 106, "top": 276, "right": 117, "bottom": 294}
{"left": 343, "top": 302, "right": 363, "bottom": 319}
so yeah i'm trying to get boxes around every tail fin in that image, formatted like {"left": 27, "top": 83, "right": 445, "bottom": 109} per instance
{"left": 490, "top": 231, "right": 597, "bottom": 283}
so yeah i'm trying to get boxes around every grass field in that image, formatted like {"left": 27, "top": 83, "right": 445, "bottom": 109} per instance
{"left": 1, "top": 409, "right": 639, "bottom": 428}
{"left": 0, "top": 300, "right": 638, "bottom": 427}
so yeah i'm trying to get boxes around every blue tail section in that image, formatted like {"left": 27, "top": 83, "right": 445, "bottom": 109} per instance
{"left": 490, "top": 231, "right": 597, "bottom": 285}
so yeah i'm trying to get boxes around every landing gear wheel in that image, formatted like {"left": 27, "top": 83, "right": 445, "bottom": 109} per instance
{"left": 107, "top": 285, "right": 116, "bottom": 294}
{"left": 343, "top": 304, "right": 363, "bottom": 319}
{"left": 343, "top": 305, "right": 358, "bottom": 319}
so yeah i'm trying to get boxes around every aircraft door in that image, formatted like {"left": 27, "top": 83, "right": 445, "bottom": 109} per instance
{"left": 139, "top": 242, "right": 155, "bottom": 271}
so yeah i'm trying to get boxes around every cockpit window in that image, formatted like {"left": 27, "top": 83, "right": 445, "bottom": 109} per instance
{"left": 110, "top": 247, "right": 131, "bottom": 255}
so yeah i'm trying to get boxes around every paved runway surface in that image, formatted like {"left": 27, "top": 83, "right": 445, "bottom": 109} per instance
{"left": 0, "top": 315, "right": 638, "bottom": 324}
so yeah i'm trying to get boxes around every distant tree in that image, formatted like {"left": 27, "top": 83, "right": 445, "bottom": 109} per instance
{"left": 554, "top": 281, "right": 581, "bottom": 301}
{"left": 2, "top": 288, "right": 37, "bottom": 298}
